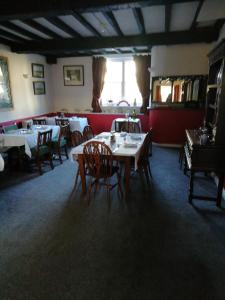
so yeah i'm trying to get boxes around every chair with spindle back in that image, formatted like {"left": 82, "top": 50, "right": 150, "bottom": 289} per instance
{"left": 31, "top": 129, "right": 53, "bottom": 175}
{"left": 121, "top": 121, "right": 141, "bottom": 133}
{"left": 71, "top": 130, "right": 84, "bottom": 188}
{"left": 83, "top": 125, "right": 94, "bottom": 141}
{"left": 55, "top": 118, "right": 70, "bottom": 126}
{"left": 33, "top": 118, "right": 47, "bottom": 125}
{"left": 83, "top": 141, "right": 123, "bottom": 203}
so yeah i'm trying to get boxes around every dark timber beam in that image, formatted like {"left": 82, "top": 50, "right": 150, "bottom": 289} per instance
{"left": 133, "top": 8, "right": 145, "bottom": 34}
{"left": 0, "top": 1, "right": 199, "bottom": 21}
{"left": 165, "top": 4, "right": 172, "bottom": 32}
{"left": 190, "top": 0, "right": 204, "bottom": 30}
{"left": 46, "top": 17, "right": 82, "bottom": 38}
{"left": 11, "top": 27, "right": 218, "bottom": 54}
{"left": 214, "top": 18, "right": 225, "bottom": 32}
{"left": 0, "top": 21, "right": 44, "bottom": 41}
{"left": 71, "top": 11, "right": 101, "bottom": 37}
{"left": 103, "top": 12, "right": 123, "bottom": 36}
{"left": 0, "top": 28, "right": 26, "bottom": 43}
{"left": 21, "top": 19, "right": 62, "bottom": 39}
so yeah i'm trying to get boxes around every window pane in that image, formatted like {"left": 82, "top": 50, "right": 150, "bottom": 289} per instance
{"left": 105, "top": 61, "right": 122, "bottom": 82}
{"left": 124, "top": 60, "right": 142, "bottom": 105}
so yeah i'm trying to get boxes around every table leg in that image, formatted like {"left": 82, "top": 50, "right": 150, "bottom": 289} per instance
{"left": 124, "top": 157, "right": 131, "bottom": 197}
{"left": 78, "top": 154, "right": 86, "bottom": 194}
{"left": 189, "top": 170, "right": 194, "bottom": 204}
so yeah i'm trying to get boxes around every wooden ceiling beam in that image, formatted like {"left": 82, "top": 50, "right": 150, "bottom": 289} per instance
{"left": 133, "top": 8, "right": 146, "bottom": 34}
{"left": 165, "top": 4, "right": 172, "bottom": 32}
{"left": 0, "top": 28, "right": 26, "bottom": 43}
{"left": 71, "top": 11, "right": 101, "bottom": 37}
{"left": 0, "top": 21, "right": 44, "bottom": 41}
{"left": 45, "top": 17, "right": 82, "bottom": 38}
{"left": 0, "top": 1, "right": 199, "bottom": 21}
{"left": 103, "top": 12, "right": 123, "bottom": 36}
{"left": 11, "top": 27, "right": 218, "bottom": 54}
{"left": 21, "top": 19, "right": 62, "bottom": 39}
{"left": 190, "top": 0, "right": 204, "bottom": 30}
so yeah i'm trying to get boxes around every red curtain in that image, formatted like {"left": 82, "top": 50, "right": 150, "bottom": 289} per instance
{"left": 173, "top": 85, "right": 180, "bottom": 102}
{"left": 133, "top": 55, "right": 151, "bottom": 113}
{"left": 92, "top": 57, "right": 107, "bottom": 112}
{"left": 156, "top": 85, "right": 161, "bottom": 102}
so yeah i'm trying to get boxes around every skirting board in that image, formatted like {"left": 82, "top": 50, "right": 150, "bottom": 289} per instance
{"left": 152, "top": 142, "right": 182, "bottom": 148}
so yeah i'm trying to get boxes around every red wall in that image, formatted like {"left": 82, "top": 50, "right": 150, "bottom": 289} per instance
{"left": 149, "top": 108, "right": 205, "bottom": 144}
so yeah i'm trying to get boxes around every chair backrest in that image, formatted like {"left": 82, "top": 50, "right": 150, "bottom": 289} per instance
{"left": 83, "top": 125, "right": 94, "bottom": 141}
{"left": 83, "top": 141, "right": 113, "bottom": 179}
{"left": 71, "top": 130, "right": 83, "bottom": 147}
{"left": 37, "top": 129, "right": 52, "bottom": 154}
{"left": 33, "top": 118, "right": 47, "bottom": 125}
{"left": 55, "top": 118, "right": 70, "bottom": 126}
{"left": 138, "top": 130, "right": 152, "bottom": 165}
{"left": 120, "top": 121, "right": 140, "bottom": 133}
{"left": 3, "top": 124, "right": 18, "bottom": 133}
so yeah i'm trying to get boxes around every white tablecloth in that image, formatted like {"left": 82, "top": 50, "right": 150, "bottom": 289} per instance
{"left": 34, "top": 116, "right": 88, "bottom": 132}
{"left": 0, "top": 153, "right": 4, "bottom": 171}
{"left": 1, "top": 125, "right": 60, "bottom": 158}
{"left": 111, "top": 118, "right": 142, "bottom": 132}
{"left": 70, "top": 132, "right": 146, "bottom": 170}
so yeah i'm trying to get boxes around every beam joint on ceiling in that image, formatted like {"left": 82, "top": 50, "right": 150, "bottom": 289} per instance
{"left": 71, "top": 11, "right": 101, "bottom": 37}
{"left": 21, "top": 19, "right": 62, "bottom": 39}
{"left": 46, "top": 17, "right": 82, "bottom": 38}
{"left": 133, "top": 8, "right": 145, "bottom": 34}
{"left": 0, "top": 28, "right": 26, "bottom": 43}
{"left": 190, "top": 0, "right": 204, "bottom": 30}
{"left": 165, "top": 4, "right": 172, "bottom": 32}
{"left": 103, "top": 12, "right": 123, "bottom": 36}
{"left": 0, "top": 1, "right": 200, "bottom": 21}
{"left": 11, "top": 27, "right": 218, "bottom": 54}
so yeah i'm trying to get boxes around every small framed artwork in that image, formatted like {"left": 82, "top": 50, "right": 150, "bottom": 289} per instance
{"left": 32, "top": 63, "right": 44, "bottom": 78}
{"left": 0, "top": 56, "right": 13, "bottom": 109}
{"left": 33, "top": 81, "right": 46, "bottom": 95}
{"left": 63, "top": 65, "right": 84, "bottom": 86}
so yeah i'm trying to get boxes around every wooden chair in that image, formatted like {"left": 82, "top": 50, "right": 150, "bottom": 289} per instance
{"left": 55, "top": 118, "right": 70, "bottom": 126}
{"left": 52, "top": 124, "right": 69, "bottom": 164}
{"left": 121, "top": 122, "right": 141, "bottom": 133}
{"left": 31, "top": 129, "right": 53, "bottom": 175}
{"left": 71, "top": 130, "right": 84, "bottom": 188}
{"left": 136, "top": 131, "right": 153, "bottom": 184}
{"left": 3, "top": 123, "right": 18, "bottom": 133}
{"left": 33, "top": 118, "right": 47, "bottom": 125}
{"left": 83, "top": 141, "right": 123, "bottom": 202}
{"left": 83, "top": 125, "right": 94, "bottom": 141}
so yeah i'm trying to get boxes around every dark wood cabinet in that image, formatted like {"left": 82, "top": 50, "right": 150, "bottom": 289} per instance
{"left": 185, "top": 40, "right": 225, "bottom": 207}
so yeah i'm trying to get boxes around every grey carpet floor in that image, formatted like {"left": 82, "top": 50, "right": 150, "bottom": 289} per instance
{"left": 0, "top": 146, "right": 225, "bottom": 300}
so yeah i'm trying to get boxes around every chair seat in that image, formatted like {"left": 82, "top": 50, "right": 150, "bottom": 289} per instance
{"left": 31, "top": 145, "right": 49, "bottom": 156}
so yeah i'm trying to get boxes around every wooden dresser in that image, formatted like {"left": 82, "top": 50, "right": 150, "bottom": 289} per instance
{"left": 185, "top": 129, "right": 225, "bottom": 207}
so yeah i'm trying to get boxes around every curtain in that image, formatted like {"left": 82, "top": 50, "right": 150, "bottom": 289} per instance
{"left": 92, "top": 57, "right": 106, "bottom": 112}
{"left": 173, "top": 85, "right": 180, "bottom": 102}
{"left": 133, "top": 55, "right": 151, "bottom": 113}
{"left": 156, "top": 85, "right": 161, "bottom": 102}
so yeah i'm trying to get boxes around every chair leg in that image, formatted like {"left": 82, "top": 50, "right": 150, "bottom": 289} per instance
{"left": 37, "top": 158, "right": 42, "bottom": 175}
{"left": 74, "top": 167, "right": 80, "bottom": 188}
{"left": 58, "top": 147, "right": 62, "bottom": 164}
{"left": 65, "top": 145, "right": 69, "bottom": 159}
{"left": 147, "top": 161, "right": 152, "bottom": 178}
{"left": 49, "top": 153, "right": 54, "bottom": 170}
{"left": 116, "top": 172, "right": 123, "bottom": 198}
{"left": 143, "top": 165, "right": 150, "bottom": 184}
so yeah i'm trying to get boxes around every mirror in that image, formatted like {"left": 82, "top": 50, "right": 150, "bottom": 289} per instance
{"left": 151, "top": 75, "right": 208, "bottom": 107}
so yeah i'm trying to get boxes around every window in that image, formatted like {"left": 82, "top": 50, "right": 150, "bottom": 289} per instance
{"left": 101, "top": 58, "right": 142, "bottom": 106}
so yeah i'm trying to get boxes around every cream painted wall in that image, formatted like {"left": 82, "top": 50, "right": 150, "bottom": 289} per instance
{"left": 51, "top": 56, "right": 92, "bottom": 113}
{"left": 0, "top": 45, "right": 53, "bottom": 123}
{"left": 151, "top": 43, "right": 213, "bottom": 77}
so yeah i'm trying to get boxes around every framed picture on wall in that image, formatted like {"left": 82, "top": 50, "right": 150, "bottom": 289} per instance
{"left": 0, "top": 56, "right": 13, "bottom": 109}
{"left": 63, "top": 65, "right": 84, "bottom": 86}
{"left": 32, "top": 63, "right": 44, "bottom": 78}
{"left": 33, "top": 81, "right": 46, "bottom": 95}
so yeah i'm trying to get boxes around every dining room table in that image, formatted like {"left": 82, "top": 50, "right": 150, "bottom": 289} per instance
{"left": 32, "top": 116, "right": 88, "bottom": 132}
{"left": 1, "top": 125, "right": 60, "bottom": 158}
{"left": 70, "top": 131, "right": 147, "bottom": 197}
